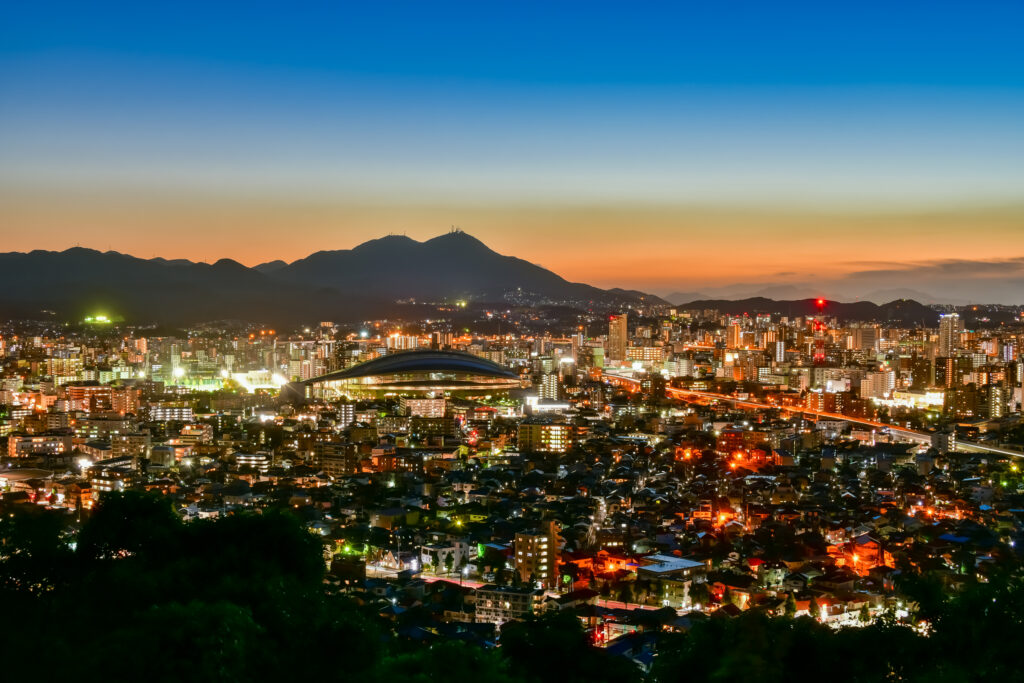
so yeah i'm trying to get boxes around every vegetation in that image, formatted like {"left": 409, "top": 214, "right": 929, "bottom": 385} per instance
{"left": 2, "top": 492, "right": 1023, "bottom": 682}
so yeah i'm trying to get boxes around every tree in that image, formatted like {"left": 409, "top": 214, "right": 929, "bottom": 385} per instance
{"left": 372, "top": 641, "right": 521, "bottom": 683}
{"left": 859, "top": 603, "right": 871, "bottom": 624}
{"left": 784, "top": 593, "right": 797, "bottom": 618}
{"left": 617, "top": 582, "right": 633, "bottom": 606}
{"left": 687, "top": 581, "right": 711, "bottom": 608}
{"left": 0, "top": 506, "right": 74, "bottom": 595}
{"left": 500, "top": 611, "right": 635, "bottom": 683}
{"left": 76, "top": 490, "right": 183, "bottom": 561}
{"left": 444, "top": 551, "right": 454, "bottom": 575}
{"left": 808, "top": 596, "right": 821, "bottom": 621}
{"left": 651, "top": 611, "right": 929, "bottom": 683}
{"left": 100, "top": 601, "right": 264, "bottom": 682}
{"left": 480, "top": 546, "right": 506, "bottom": 573}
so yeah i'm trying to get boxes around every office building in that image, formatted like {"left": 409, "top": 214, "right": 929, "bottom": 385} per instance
{"left": 938, "top": 314, "right": 962, "bottom": 357}
{"left": 607, "top": 313, "right": 628, "bottom": 361}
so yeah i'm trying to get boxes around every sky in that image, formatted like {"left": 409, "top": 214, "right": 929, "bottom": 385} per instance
{"left": 2, "top": 1, "right": 1023, "bottom": 302}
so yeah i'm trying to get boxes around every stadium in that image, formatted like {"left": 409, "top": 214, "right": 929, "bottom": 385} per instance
{"left": 300, "top": 350, "right": 521, "bottom": 399}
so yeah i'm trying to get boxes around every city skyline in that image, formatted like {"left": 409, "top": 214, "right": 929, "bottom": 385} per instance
{"left": 3, "top": 2, "right": 1023, "bottom": 301}
{"left": 6, "top": 4, "right": 1024, "bottom": 680}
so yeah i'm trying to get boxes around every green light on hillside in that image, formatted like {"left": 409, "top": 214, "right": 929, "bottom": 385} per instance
{"left": 83, "top": 314, "right": 112, "bottom": 324}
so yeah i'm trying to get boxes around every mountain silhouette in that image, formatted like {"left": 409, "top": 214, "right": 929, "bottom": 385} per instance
{"left": 676, "top": 297, "right": 939, "bottom": 325}
{"left": 0, "top": 232, "right": 660, "bottom": 325}
{"left": 275, "top": 230, "right": 657, "bottom": 305}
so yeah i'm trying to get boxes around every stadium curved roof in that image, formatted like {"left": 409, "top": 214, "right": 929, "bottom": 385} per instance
{"left": 304, "top": 349, "right": 518, "bottom": 384}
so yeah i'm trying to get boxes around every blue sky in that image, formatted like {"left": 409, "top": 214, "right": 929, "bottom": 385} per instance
{"left": 4, "top": 2, "right": 1023, "bottom": 87}
{"left": 1, "top": 1, "right": 1023, "bottom": 299}
{"left": 3, "top": 1, "right": 1023, "bottom": 204}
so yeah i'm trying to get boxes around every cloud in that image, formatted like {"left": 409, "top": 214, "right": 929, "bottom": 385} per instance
{"left": 662, "top": 257, "right": 1024, "bottom": 304}
{"left": 845, "top": 257, "right": 1024, "bottom": 280}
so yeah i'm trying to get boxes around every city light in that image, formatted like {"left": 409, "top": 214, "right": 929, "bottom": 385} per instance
{"left": 0, "top": 5, "right": 1019, "bottom": 674}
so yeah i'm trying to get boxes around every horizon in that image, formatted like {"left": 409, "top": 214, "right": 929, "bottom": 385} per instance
{"left": 3, "top": 2, "right": 1023, "bottom": 303}
{"left": 5, "top": 227, "right": 1022, "bottom": 306}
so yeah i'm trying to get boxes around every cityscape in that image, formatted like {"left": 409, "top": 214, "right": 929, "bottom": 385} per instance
{"left": 2, "top": 3, "right": 1024, "bottom": 683}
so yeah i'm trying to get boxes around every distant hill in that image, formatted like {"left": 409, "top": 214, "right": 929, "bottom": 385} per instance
{"left": 664, "top": 291, "right": 710, "bottom": 305}
{"left": 0, "top": 247, "right": 388, "bottom": 325}
{"left": 252, "top": 259, "right": 288, "bottom": 274}
{"left": 676, "top": 297, "right": 939, "bottom": 325}
{"left": 858, "top": 288, "right": 952, "bottom": 306}
{"left": 274, "top": 231, "right": 662, "bottom": 307}
{"left": 0, "top": 232, "right": 663, "bottom": 325}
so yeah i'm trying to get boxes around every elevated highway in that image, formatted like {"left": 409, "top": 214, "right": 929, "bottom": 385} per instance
{"left": 602, "top": 370, "right": 946, "bottom": 450}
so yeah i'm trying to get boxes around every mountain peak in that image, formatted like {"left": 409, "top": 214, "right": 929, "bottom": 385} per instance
{"left": 211, "top": 258, "right": 247, "bottom": 270}
{"left": 349, "top": 234, "right": 418, "bottom": 254}
{"left": 424, "top": 230, "right": 490, "bottom": 251}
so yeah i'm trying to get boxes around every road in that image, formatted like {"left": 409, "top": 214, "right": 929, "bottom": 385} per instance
{"left": 595, "top": 598, "right": 660, "bottom": 611}
{"left": 605, "top": 371, "right": 932, "bottom": 440}
{"left": 950, "top": 439, "right": 1024, "bottom": 458}
{"left": 605, "top": 370, "right": 1024, "bottom": 458}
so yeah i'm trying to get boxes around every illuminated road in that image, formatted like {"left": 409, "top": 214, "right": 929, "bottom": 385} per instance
{"left": 605, "top": 370, "right": 932, "bottom": 442}
{"left": 596, "top": 598, "right": 660, "bottom": 611}
{"left": 951, "top": 440, "right": 1024, "bottom": 458}
{"left": 605, "top": 370, "right": 1024, "bottom": 458}
{"left": 422, "top": 574, "right": 487, "bottom": 589}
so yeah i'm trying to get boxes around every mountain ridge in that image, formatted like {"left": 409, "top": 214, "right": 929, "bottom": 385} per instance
{"left": 0, "top": 232, "right": 663, "bottom": 325}
{"left": 675, "top": 297, "right": 940, "bottom": 325}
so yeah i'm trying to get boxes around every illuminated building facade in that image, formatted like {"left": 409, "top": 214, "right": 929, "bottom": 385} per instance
{"left": 514, "top": 521, "right": 562, "bottom": 589}
{"left": 607, "top": 313, "right": 628, "bottom": 361}
{"left": 474, "top": 584, "right": 543, "bottom": 627}
{"left": 517, "top": 420, "right": 585, "bottom": 453}
{"left": 939, "top": 313, "right": 962, "bottom": 357}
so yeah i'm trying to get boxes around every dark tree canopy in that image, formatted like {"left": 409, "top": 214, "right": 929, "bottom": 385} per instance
{"left": 2, "top": 492, "right": 1023, "bottom": 683}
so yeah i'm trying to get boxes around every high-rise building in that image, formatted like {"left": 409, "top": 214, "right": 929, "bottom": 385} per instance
{"left": 400, "top": 397, "right": 446, "bottom": 417}
{"left": 387, "top": 334, "right": 419, "bottom": 350}
{"left": 430, "top": 331, "right": 453, "bottom": 349}
{"left": 860, "top": 370, "right": 896, "bottom": 400}
{"left": 771, "top": 340, "right": 786, "bottom": 364}
{"left": 938, "top": 314, "right": 962, "bottom": 357}
{"left": 988, "top": 385, "right": 1007, "bottom": 419}
{"left": 517, "top": 420, "right": 584, "bottom": 453}
{"left": 726, "top": 322, "right": 742, "bottom": 349}
{"left": 607, "top": 313, "right": 628, "bottom": 361}
{"left": 514, "top": 521, "right": 562, "bottom": 589}
{"left": 538, "top": 373, "right": 560, "bottom": 401}
{"left": 909, "top": 355, "right": 933, "bottom": 390}
{"left": 852, "top": 326, "right": 879, "bottom": 351}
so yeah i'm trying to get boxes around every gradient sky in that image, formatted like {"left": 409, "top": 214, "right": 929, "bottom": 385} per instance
{"left": 2, "top": 1, "right": 1023, "bottom": 301}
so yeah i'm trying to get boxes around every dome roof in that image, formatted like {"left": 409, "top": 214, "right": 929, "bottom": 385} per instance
{"left": 305, "top": 349, "right": 518, "bottom": 383}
